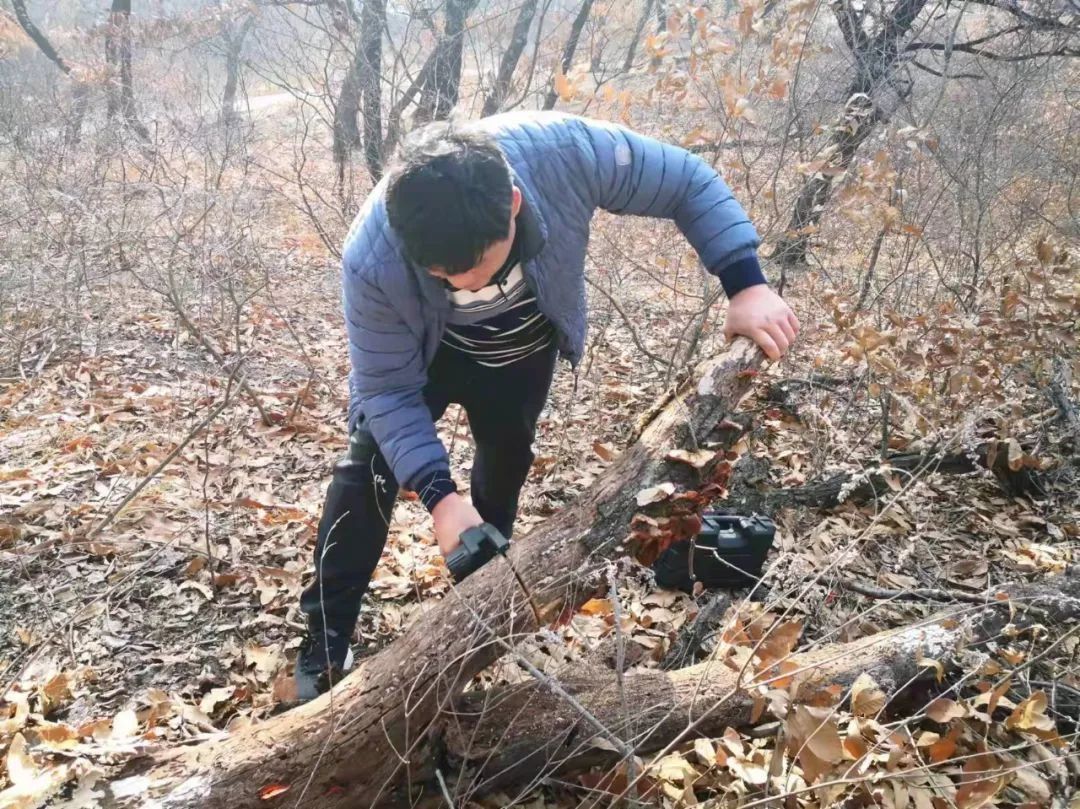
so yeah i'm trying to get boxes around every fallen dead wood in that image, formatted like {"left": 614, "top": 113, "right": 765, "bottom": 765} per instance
{"left": 437, "top": 570, "right": 1080, "bottom": 797}
{"left": 729, "top": 438, "right": 1045, "bottom": 515}
{"left": 96, "top": 338, "right": 767, "bottom": 807}
{"left": 1049, "top": 355, "right": 1079, "bottom": 451}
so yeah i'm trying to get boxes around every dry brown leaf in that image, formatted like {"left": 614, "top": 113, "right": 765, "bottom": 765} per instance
{"left": 592, "top": 441, "right": 616, "bottom": 462}
{"left": 199, "top": 686, "right": 236, "bottom": 716}
{"left": 928, "top": 724, "right": 961, "bottom": 764}
{"left": 915, "top": 730, "right": 940, "bottom": 747}
{"left": 0, "top": 692, "right": 30, "bottom": 735}
{"left": 179, "top": 580, "right": 214, "bottom": 600}
{"left": 956, "top": 752, "right": 1004, "bottom": 808}
{"left": 665, "top": 448, "right": 716, "bottom": 468}
{"left": 785, "top": 705, "right": 842, "bottom": 783}
{"left": 926, "top": 697, "right": 966, "bottom": 723}
{"left": 842, "top": 734, "right": 868, "bottom": 760}
{"left": 850, "top": 672, "right": 887, "bottom": 718}
{"left": 692, "top": 738, "right": 715, "bottom": 766}
{"left": 244, "top": 642, "right": 284, "bottom": 683}
{"left": 32, "top": 722, "right": 79, "bottom": 752}
{"left": 654, "top": 754, "right": 697, "bottom": 783}
{"left": 270, "top": 672, "right": 297, "bottom": 705}
{"left": 757, "top": 619, "right": 802, "bottom": 663}
{"left": 5, "top": 733, "right": 35, "bottom": 786}
{"left": 579, "top": 598, "right": 613, "bottom": 616}
{"left": 729, "top": 752, "right": 769, "bottom": 786}
{"left": 553, "top": 70, "right": 575, "bottom": 102}
{"left": 635, "top": 482, "right": 675, "bottom": 506}
{"left": 77, "top": 718, "right": 114, "bottom": 742}
{"left": 749, "top": 692, "right": 766, "bottom": 723}
{"left": 916, "top": 649, "right": 945, "bottom": 682}
{"left": 0, "top": 733, "right": 71, "bottom": 809}
{"left": 1005, "top": 691, "right": 1052, "bottom": 731}
{"left": 39, "top": 671, "right": 74, "bottom": 715}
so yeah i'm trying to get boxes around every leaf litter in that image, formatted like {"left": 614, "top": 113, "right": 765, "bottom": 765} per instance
{"left": 1, "top": 190, "right": 1078, "bottom": 809}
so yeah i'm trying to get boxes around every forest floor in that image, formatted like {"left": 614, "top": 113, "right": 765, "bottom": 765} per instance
{"left": 1, "top": 113, "right": 1078, "bottom": 808}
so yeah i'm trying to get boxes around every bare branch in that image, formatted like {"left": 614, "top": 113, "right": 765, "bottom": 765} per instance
{"left": 906, "top": 40, "right": 1080, "bottom": 59}
{"left": 10, "top": 0, "right": 73, "bottom": 74}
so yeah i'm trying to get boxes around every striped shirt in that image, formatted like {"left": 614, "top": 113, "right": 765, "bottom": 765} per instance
{"left": 441, "top": 237, "right": 555, "bottom": 367}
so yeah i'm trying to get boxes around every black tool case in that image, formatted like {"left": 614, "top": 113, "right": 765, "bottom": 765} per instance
{"left": 651, "top": 513, "right": 775, "bottom": 592}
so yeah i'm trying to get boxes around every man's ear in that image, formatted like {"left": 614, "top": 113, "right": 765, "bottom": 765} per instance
{"left": 510, "top": 185, "right": 523, "bottom": 219}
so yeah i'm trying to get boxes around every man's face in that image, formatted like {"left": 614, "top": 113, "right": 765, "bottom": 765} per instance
{"left": 427, "top": 186, "right": 523, "bottom": 292}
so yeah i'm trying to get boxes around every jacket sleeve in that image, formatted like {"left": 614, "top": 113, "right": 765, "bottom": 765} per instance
{"left": 343, "top": 253, "right": 450, "bottom": 495}
{"left": 574, "top": 117, "right": 767, "bottom": 297}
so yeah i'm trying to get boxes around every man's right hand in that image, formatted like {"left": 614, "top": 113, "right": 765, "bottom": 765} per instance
{"left": 431, "top": 493, "right": 484, "bottom": 558}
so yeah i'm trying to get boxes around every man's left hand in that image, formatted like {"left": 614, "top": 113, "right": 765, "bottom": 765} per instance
{"left": 724, "top": 284, "right": 800, "bottom": 360}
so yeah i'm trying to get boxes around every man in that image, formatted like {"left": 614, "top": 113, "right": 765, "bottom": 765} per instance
{"left": 295, "top": 111, "right": 798, "bottom": 700}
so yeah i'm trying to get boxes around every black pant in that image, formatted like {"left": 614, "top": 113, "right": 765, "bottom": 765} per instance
{"left": 299, "top": 342, "right": 558, "bottom": 633}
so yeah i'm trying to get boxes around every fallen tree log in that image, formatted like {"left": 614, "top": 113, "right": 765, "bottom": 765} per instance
{"left": 99, "top": 339, "right": 767, "bottom": 808}
{"left": 728, "top": 438, "right": 1045, "bottom": 515}
{"left": 439, "top": 570, "right": 1080, "bottom": 798}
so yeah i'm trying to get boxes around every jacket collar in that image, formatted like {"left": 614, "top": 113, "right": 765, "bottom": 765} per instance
{"left": 409, "top": 167, "right": 547, "bottom": 307}
{"left": 512, "top": 167, "right": 547, "bottom": 264}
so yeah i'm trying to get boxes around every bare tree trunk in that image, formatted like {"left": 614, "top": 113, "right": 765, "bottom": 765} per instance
{"left": 95, "top": 339, "right": 767, "bottom": 808}
{"left": 220, "top": 16, "right": 253, "bottom": 125}
{"left": 382, "top": 53, "right": 434, "bottom": 161}
{"left": 773, "top": 0, "right": 927, "bottom": 277}
{"left": 333, "top": 49, "right": 365, "bottom": 169}
{"left": 358, "top": 0, "right": 384, "bottom": 179}
{"left": 482, "top": 0, "right": 539, "bottom": 116}
{"left": 623, "top": 0, "right": 656, "bottom": 72}
{"left": 10, "top": 0, "right": 88, "bottom": 145}
{"left": 105, "top": 0, "right": 150, "bottom": 141}
{"left": 543, "top": 0, "right": 596, "bottom": 110}
{"left": 333, "top": 0, "right": 386, "bottom": 181}
{"left": 415, "top": 0, "right": 479, "bottom": 123}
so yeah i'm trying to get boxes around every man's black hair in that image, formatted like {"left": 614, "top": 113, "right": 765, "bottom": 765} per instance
{"left": 385, "top": 122, "right": 514, "bottom": 275}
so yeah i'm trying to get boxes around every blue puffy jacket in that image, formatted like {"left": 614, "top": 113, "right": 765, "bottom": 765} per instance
{"left": 341, "top": 111, "right": 765, "bottom": 494}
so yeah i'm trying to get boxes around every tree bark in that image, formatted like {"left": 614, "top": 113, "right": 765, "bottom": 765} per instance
{"left": 11, "top": 0, "right": 70, "bottom": 73}
{"left": 358, "top": 0, "right": 385, "bottom": 179}
{"left": 96, "top": 338, "right": 767, "bottom": 807}
{"left": 10, "top": 0, "right": 89, "bottom": 145}
{"left": 773, "top": 0, "right": 927, "bottom": 275}
{"left": 437, "top": 570, "right": 1080, "bottom": 796}
{"left": 481, "top": 0, "right": 539, "bottom": 116}
{"left": 333, "top": 48, "right": 365, "bottom": 169}
{"left": 220, "top": 16, "right": 253, "bottom": 126}
{"left": 333, "top": 0, "right": 385, "bottom": 181}
{"left": 543, "top": 0, "right": 596, "bottom": 110}
{"left": 415, "top": 0, "right": 480, "bottom": 124}
{"left": 105, "top": 0, "right": 150, "bottom": 141}
{"left": 623, "top": 0, "right": 656, "bottom": 72}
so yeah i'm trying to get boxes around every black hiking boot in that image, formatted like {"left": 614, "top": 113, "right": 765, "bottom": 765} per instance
{"left": 294, "top": 626, "right": 355, "bottom": 702}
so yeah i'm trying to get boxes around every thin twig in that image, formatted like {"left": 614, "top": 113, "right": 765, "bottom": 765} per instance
{"left": 87, "top": 367, "right": 242, "bottom": 540}
{"left": 843, "top": 578, "right": 995, "bottom": 604}
{"left": 435, "top": 769, "right": 456, "bottom": 808}
{"left": 584, "top": 275, "right": 670, "bottom": 367}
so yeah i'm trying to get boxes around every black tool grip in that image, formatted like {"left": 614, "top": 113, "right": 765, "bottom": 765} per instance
{"left": 445, "top": 523, "right": 510, "bottom": 583}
